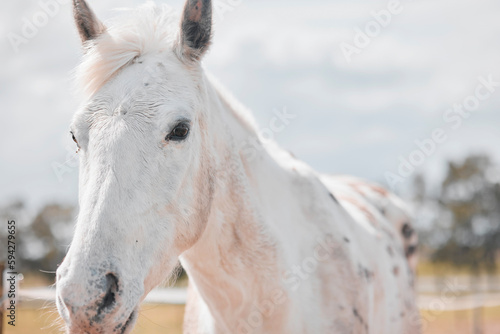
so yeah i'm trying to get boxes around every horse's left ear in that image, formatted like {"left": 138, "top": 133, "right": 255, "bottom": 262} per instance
{"left": 176, "top": 0, "right": 212, "bottom": 62}
{"left": 73, "top": 0, "right": 106, "bottom": 44}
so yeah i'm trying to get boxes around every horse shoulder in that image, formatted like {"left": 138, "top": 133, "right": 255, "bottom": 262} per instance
{"left": 320, "top": 174, "right": 418, "bottom": 274}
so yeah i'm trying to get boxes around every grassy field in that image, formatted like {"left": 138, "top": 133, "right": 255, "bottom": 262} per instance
{"left": 417, "top": 261, "right": 500, "bottom": 277}
{"left": 4, "top": 304, "right": 500, "bottom": 334}
{"left": 5, "top": 262, "right": 499, "bottom": 334}
{"left": 421, "top": 306, "right": 500, "bottom": 334}
{"left": 3, "top": 303, "right": 185, "bottom": 334}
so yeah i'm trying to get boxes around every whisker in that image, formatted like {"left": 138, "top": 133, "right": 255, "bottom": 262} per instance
{"left": 39, "top": 269, "right": 57, "bottom": 274}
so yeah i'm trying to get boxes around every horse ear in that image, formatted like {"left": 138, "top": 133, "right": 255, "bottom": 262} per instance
{"left": 73, "top": 0, "right": 106, "bottom": 44}
{"left": 177, "top": 0, "right": 212, "bottom": 62}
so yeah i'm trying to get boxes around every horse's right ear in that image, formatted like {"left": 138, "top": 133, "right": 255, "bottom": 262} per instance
{"left": 73, "top": 0, "right": 106, "bottom": 44}
{"left": 176, "top": 0, "right": 212, "bottom": 62}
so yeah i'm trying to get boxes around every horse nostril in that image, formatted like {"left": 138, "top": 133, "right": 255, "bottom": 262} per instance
{"left": 97, "top": 273, "right": 119, "bottom": 315}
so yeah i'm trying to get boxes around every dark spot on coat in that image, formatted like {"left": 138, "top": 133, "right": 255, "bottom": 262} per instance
{"left": 329, "top": 192, "right": 339, "bottom": 204}
{"left": 352, "top": 308, "right": 369, "bottom": 331}
{"left": 386, "top": 245, "right": 394, "bottom": 256}
{"left": 357, "top": 264, "right": 373, "bottom": 282}
{"left": 401, "top": 223, "right": 414, "bottom": 239}
{"left": 364, "top": 269, "right": 373, "bottom": 281}
{"left": 404, "top": 298, "right": 414, "bottom": 311}
{"left": 393, "top": 266, "right": 399, "bottom": 276}
{"left": 343, "top": 236, "right": 350, "bottom": 243}
{"left": 406, "top": 244, "right": 417, "bottom": 257}
{"left": 408, "top": 272, "right": 415, "bottom": 288}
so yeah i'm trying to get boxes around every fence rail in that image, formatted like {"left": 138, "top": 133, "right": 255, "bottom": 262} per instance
{"left": 12, "top": 276, "right": 500, "bottom": 312}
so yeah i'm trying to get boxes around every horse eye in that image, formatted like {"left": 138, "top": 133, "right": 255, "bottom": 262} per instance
{"left": 70, "top": 131, "right": 80, "bottom": 153}
{"left": 167, "top": 123, "right": 190, "bottom": 141}
{"left": 70, "top": 131, "right": 79, "bottom": 145}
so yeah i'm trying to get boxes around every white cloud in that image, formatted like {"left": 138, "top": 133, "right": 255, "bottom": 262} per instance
{"left": 1, "top": 0, "right": 500, "bottom": 207}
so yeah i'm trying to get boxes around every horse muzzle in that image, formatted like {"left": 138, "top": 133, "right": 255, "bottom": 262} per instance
{"left": 56, "top": 262, "right": 142, "bottom": 334}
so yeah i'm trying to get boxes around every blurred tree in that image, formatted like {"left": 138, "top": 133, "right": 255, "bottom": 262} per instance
{"left": 412, "top": 173, "right": 427, "bottom": 203}
{"left": 0, "top": 200, "right": 26, "bottom": 263}
{"left": 20, "top": 204, "right": 75, "bottom": 272}
{"left": 0, "top": 202, "right": 75, "bottom": 281}
{"left": 433, "top": 155, "right": 500, "bottom": 272}
{"left": 431, "top": 154, "right": 500, "bottom": 334}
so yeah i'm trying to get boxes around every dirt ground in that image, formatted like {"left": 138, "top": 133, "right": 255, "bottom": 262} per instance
{"left": 4, "top": 303, "right": 500, "bottom": 334}
{"left": 421, "top": 306, "right": 500, "bottom": 334}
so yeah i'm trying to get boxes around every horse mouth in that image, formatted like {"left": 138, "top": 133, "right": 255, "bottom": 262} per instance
{"left": 119, "top": 309, "right": 137, "bottom": 334}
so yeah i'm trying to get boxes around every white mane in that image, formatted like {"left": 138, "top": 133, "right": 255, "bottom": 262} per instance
{"left": 76, "top": 3, "right": 179, "bottom": 99}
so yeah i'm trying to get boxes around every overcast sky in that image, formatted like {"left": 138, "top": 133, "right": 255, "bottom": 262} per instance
{"left": 1, "top": 0, "right": 500, "bottom": 208}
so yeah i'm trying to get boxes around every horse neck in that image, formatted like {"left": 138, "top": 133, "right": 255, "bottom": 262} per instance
{"left": 179, "top": 74, "right": 294, "bottom": 331}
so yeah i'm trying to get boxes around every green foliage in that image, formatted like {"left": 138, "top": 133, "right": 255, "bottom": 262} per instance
{"left": 430, "top": 154, "right": 500, "bottom": 273}
{"left": 0, "top": 202, "right": 75, "bottom": 274}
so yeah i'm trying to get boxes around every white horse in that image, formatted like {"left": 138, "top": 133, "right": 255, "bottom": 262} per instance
{"left": 56, "top": 1, "right": 420, "bottom": 333}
